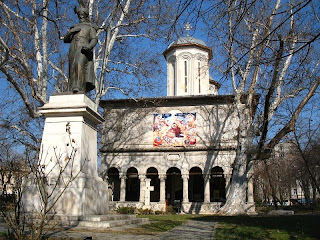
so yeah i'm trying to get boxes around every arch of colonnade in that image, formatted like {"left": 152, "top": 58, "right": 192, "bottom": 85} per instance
{"left": 106, "top": 165, "right": 227, "bottom": 204}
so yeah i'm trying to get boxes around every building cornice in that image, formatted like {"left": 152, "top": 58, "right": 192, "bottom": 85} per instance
{"left": 100, "top": 145, "right": 237, "bottom": 153}
{"left": 163, "top": 43, "right": 213, "bottom": 60}
{"left": 100, "top": 94, "right": 259, "bottom": 110}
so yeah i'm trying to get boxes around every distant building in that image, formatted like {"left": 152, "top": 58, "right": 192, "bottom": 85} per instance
{"left": 0, "top": 160, "right": 27, "bottom": 195}
{"left": 100, "top": 36, "right": 256, "bottom": 213}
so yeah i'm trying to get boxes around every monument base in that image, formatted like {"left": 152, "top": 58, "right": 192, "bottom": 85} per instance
{"left": 23, "top": 94, "right": 109, "bottom": 216}
{"left": 24, "top": 175, "right": 109, "bottom": 216}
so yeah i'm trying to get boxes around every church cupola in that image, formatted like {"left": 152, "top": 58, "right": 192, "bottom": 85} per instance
{"left": 163, "top": 28, "right": 219, "bottom": 97}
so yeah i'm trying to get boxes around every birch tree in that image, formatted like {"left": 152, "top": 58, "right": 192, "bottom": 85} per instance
{"left": 195, "top": 0, "right": 320, "bottom": 214}
{"left": 0, "top": 0, "right": 175, "bottom": 151}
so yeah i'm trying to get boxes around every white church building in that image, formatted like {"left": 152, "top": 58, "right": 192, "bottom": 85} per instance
{"left": 100, "top": 36, "right": 255, "bottom": 213}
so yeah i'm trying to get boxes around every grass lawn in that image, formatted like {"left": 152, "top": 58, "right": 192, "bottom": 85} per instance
{"left": 137, "top": 214, "right": 195, "bottom": 233}
{"left": 206, "top": 215, "right": 320, "bottom": 240}
{"left": 138, "top": 214, "right": 320, "bottom": 239}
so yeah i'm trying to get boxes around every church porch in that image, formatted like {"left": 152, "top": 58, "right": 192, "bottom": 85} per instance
{"left": 103, "top": 165, "right": 253, "bottom": 214}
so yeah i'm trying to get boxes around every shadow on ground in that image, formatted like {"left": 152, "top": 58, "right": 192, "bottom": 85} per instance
{"left": 191, "top": 214, "right": 320, "bottom": 240}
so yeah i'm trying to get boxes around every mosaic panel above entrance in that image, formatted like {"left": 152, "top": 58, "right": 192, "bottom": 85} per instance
{"left": 153, "top": 113, "right": 196, "bottom": 147}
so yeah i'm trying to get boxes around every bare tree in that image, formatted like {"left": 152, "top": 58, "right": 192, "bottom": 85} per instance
{"left": 293, "top": 107, "right": 320, "bottom": 201}
{"left": 187, "top": 0, "right": 320, "bottom": 214}
{"left": 0, "top": 0, "right": 176, "bottom": 152}
{"left": 254, "top": 141, "right": 298, "bottom": 207}
{"left": 0, "top": 141, "right": 25, "bottom": 195}
{"left": 1, "top": 123, "right": 86, "bottom": 240}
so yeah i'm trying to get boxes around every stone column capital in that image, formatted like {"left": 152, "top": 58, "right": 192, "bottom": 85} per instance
{"left": 159, "top": 175, "right": 166, "bottom": 181}
{"left": 120, "top": 174, "right": 127, "bottom": 180}
{"left": 139, "top": 174, "right": 146, "bottom": 180}
{"left": 182, "top": 174, "right": 189, "bottom": 181}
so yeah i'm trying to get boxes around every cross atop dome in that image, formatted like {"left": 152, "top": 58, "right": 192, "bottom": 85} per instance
{"left": 184, "top": 22, "right": 192, "bottom": 37}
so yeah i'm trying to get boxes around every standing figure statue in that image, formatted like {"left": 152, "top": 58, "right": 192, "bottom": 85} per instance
{"left": 64, "top": 7, "right": 97, "bottom": 93}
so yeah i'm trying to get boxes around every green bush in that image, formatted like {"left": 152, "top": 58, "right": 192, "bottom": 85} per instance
{"left": 116, "top": 206, "right": 136, "bottom": 214}
{"left": 165, "top": 205, "right": 176, "bottom": 214}
{"left": 137, "top": 208, "right": 154, "bottom": 215}
{"left": 155, "top": 210, "right": 164, "bottom": 215}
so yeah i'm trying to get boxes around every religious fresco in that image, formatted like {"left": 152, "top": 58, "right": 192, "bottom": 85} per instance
{"left": 153, "top": 113, "right": 196, "bottom": 147}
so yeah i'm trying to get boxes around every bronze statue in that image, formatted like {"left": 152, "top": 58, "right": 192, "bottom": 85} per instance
{"left": 64, "top": 7, "right": 97, "bottom": 93}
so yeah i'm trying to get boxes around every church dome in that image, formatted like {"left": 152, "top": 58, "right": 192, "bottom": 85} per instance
{"left": 168, "top": 36, "right": 207, "bottom": 48}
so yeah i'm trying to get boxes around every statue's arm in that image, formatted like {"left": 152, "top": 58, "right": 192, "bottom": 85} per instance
{"left": 87, "top": 28, "right": 98, "bottom": 50}
{"left": 63, "top": 26, "right": 81, "bottom": 43}
{"left": 86, "top": 37, "right": 98, "bottom": 50}
{"left": 81, "top": 28, "right": 97, "bottom": 52}
{"left": 63, "top": 32, "right": 72, "bottom": 43}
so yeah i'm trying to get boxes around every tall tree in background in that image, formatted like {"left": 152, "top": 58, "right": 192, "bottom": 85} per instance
{"left": 293, "top": 107, "right": 320, "bottom": 199}
{"left": 192, "top": 0, "right": 320, "bottom": 214}
{"left": 0, "top": 0, "right": 176, "bottom": 151}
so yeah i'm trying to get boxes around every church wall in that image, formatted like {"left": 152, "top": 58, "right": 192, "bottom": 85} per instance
{"left": 100, "top": 97, "right": 241, "bottom": 185}
{"left": 99, "top": 95, "right": 250, "bottom": 213}
{"left": 101, "top": 102, "right": 239, "bottom": 154}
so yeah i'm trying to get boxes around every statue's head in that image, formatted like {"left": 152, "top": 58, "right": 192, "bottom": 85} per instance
{"left": 74, "top": 6, "right": 89, "bottom": 18}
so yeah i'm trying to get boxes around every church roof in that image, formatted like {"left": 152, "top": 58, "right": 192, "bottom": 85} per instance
{"left": 168, "top": 36, "right": 207, "bottom": 48}
{"left": 163, "top": 36, "right": 212, "bottom": 60}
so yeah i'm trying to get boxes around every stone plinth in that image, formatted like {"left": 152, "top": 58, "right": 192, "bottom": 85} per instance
{"left": 268, "top": 210, "right": 294, "bottom": 215}
{"left": 23, "top": 94, "right": 109, "bottom": 216}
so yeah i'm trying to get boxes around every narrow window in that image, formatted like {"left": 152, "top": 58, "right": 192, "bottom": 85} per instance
{"left": 173, "top": 62, "right": 176, "bottom": 95}
{"left": 198, "top": 61, "right": 201, "bottom": 94}
{"left": 184, "top": 60, "right": 188, "bottom": 92}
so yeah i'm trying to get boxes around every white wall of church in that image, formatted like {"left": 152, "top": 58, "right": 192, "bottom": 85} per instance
{"left": 100, "top": 98, "right": 242, "bottom": 199}
{"left": 101, "top": 103, "right": 239, "bottom": 153}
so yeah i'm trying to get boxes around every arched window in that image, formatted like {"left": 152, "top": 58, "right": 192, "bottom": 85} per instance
{"left": 168, "top": 59, "right": 176, "bottom": 96}
{"left": 107, "top": 167, "right": 120, "bottom": 201}
{"left": 198, "top": 61, "right": 201, "bottom": 94}
{"left": 210, "top": 166, "right": 226, "bottom": 202}
{"left": 184, "top": 60, "right": 188, "bottom": 93}
{"left": 189, "top": 167, "right": 204, "bottom": 202}
{"left": 126, "top": 167, "right": 140, "bottom": 201}
{"left": 146, "top": 167, "right": 160, "bottom": 202}
{"left": 173, "top": 62, "right": 176, "bottom": 95}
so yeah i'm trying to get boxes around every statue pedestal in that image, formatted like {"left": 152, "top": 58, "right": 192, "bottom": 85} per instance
{"left": 23, "top": 94, "right": 109, "bottom": 216}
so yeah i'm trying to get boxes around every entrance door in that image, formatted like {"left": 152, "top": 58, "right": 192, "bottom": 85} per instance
{"left": 126, "top": 167, "right": 140, "bottom": 201}
{"left": 210, "top": 166, "right": 226, "bottom": 202}
{"left": 166, "top": 167, "right": 182, "bottom": 206}
{"left": 189, "top": 167, "right": 204, "bottom": 202}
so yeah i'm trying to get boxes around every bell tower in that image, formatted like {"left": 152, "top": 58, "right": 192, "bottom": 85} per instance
{"left": 163, "top": 29, "right": 218, "bottom": 96}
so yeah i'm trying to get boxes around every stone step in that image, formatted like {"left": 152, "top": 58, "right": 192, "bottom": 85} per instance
{"left": 76, "top": 217, "right": 149, "bottom": 228}
{"left": 50, "top": 214, "right": 137, "bottom": 222}
{"left": 46, "top": 214, "right": 149, "bottom": 229}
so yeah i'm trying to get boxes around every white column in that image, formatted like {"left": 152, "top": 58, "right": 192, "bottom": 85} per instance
{"left": 204, "top": 175, "right": 210, "bottom": 203}
{"left": 159, "top": 175, "right": 166, "bottom": 203}
{"left": 182, "top": 175, "right": 189, "bottom": 203}
{"left": 225, "top": 174, "right": 231, "bottom": 199}
{"left": 120, "top": 174, "right": 126, "bottom": 202}
{"left": 247, "top": 177, "right": 254, "bottom": 203}
{"left": 139, "top": 175, "right": 146, "bottom": 203}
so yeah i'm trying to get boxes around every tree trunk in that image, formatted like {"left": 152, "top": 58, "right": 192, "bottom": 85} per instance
{"left": 219, "top": 148, "right": 248, "bottom": 215}
{"left": 219, "top": 112, "right": 251, "bottom": 215}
